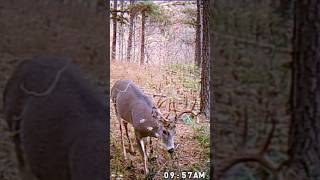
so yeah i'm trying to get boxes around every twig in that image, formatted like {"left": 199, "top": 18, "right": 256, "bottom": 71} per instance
{"left": 145, "top": 92, "right": 167, "bottom": 98}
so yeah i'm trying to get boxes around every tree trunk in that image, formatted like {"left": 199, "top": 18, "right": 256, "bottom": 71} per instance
{"left": 119, "top": 0, "right": 124, "bottom": 61}
{"left": 133, "top": 17, "right": 136, "bottom": 63}
{"left": 140, "top": 10, "right": 146, "bottom": 65}
{"left": 200, "top": 0, "right": 210, "bottom": 118}
{"left": 287, "top": 0, "right": 320, "bottom": 179}
{"left": 209, "top": 0, "right": 214, "bottom": 178}
{"left": 111, "top": 0, "right": 117, "bottom": 61}
{"left": 278, "top": 0, "right": 293, "bottom": 18}
{"left": 126, "top": 0, "right": 135, "bottom": 62}
{"left": 195, "top": 0, "right": 201, "bottom": 67}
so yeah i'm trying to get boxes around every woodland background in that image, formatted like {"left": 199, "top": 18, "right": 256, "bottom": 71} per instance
{"left": 109, "top": 1, "right": 210, "bottom": 179}
{"left": 1, "top": 0, "right": 319, "bottom": 180}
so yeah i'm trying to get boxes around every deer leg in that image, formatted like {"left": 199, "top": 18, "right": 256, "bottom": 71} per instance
{"left": 114, "top": 103, "right": 127, "bottom": 159}
{"left": 149, "top": 138, "right": 153, "bottom": 157}
{"left": 117, "top": 116, "right": 127, "bottom": 160}
{"left": 144, "top": 138, "right": 148, "bottom": 158}
{"left": 145, "top": 137, "right": 152, "bottom": 159}
{"left": 123, "top": 121, "right": 134, "bottom": 153}
{"left": 135, "top": 133, "right": 149, "bottom": 175}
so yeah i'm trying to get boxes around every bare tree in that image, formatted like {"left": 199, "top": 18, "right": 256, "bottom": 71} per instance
{"left": 126, "top": 0, "right": 136, "bottom": 62}
{"left": 111, "top": 0, "right": 118, "bottom": 61}
{"left": 195, "top": 0, "right": 201, "bottom": 67}
{"left": 119, "top": 0, "right": 125, "bottom": 61}
{"left": 130, "top": 2, "right": 162, "bottom": 65}
{"left": 200, "top": 0, "right": 210, "bottom": 118}
{"left": 140, "top": 10, "right": 146, "bottom": 65}
{"left": 287, "top": 0, "right": 320, "bottom": 179}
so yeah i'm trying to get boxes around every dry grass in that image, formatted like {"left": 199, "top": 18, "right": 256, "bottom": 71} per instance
{"left": 110, "top": 61, "right": 210, "bottom": 179}
{"left": 0, "top": 53, "right": 21, "bottom": 180}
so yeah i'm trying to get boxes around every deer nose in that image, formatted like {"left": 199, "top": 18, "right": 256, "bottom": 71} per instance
{"left": 168, "top": 148, "right": 174, "bottom": 154}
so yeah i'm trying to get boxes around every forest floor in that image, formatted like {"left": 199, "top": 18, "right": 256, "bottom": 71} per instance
{"left": 110, "top": 61, "right": 210, "bottom": 180}
{"left": 0, "top": 1, "right": 210, "bottom": 178}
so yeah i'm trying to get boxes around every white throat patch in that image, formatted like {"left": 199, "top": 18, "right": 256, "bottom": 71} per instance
{"left": 155, "top": 132, "right": 160, "bottom": 138}
{"left": 139, "top": 119, "right": 146, "bottom": 124}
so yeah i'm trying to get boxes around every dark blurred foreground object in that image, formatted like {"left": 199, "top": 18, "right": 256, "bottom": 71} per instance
{"left": 3, "top": 56, "right": 108, "bottom": 180}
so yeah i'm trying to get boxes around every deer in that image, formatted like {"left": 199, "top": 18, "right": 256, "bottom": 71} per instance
{"left": 3, "top": 56, "right": 107, "bottom": 180}
{"left": 111, "top": 79, "right": 176, "bottom": 175}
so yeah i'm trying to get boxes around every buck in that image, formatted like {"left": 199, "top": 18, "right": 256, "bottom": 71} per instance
{"left": 111, "top": 80, "right": 176, "bottom": 175}
{"left": 3, "top": 57, "right": 107, "bottom": 180}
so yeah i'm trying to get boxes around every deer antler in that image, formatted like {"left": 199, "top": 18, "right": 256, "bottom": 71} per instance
{"left": 172, "top": 99, "right": 178, "bottom": 120}
{"left": 155, "top": 97, "right": 171, "bottom": 124}
{"left": 156, "top": 107, "right": 170, "bottom": 123}
{"left": 176, "top": 98, "right": 198, "bottom": 120}
{"left": 214, "top": 115, "right": 287, "bottom": 179}
{"left": 165, "top": 98, "right": 178, "bottom": 121}
{"left": 157, "top": 97, "right": 168, "bottom": 109}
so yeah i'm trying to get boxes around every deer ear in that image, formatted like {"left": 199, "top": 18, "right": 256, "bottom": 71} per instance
{"left": 156, "top": 126, "right": 163, "bottom": 137}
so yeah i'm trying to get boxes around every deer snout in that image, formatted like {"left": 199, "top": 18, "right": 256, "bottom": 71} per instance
{"left": 166, "top": 143, "right": 174, "bottom": 153}
{"left": 164, "top": 136, "right": 174, "bottom": 152}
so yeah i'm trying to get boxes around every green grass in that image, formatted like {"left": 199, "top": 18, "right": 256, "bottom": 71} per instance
{"left": 181, "top": 114, "right": 210, "bottom": 149}
{"left": 193, "top": 125, "right": 210, "bottom": 149}
{"left": 167, "top": 63, "right": 201, "bottom": 92}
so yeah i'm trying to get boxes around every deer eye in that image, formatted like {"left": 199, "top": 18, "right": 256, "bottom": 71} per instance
{"left": 163, "top": 130, "right": 167, "bottom": 135}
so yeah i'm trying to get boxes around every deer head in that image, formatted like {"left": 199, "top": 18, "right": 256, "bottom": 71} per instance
{"left": 151, "top": 107, "right": 176, "bottom": 154}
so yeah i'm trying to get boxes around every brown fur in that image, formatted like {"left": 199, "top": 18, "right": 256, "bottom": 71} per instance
{"left": 111, "top": 79, "right": 175, "bottom": 175}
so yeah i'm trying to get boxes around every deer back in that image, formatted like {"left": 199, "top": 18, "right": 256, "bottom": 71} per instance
{"left": 111, "top": 80, "right": 163, "bottom": 136}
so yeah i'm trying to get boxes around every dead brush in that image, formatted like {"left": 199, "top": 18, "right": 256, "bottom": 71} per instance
{"left": 150, "top": 142, "right": 183, "bottom": 180}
